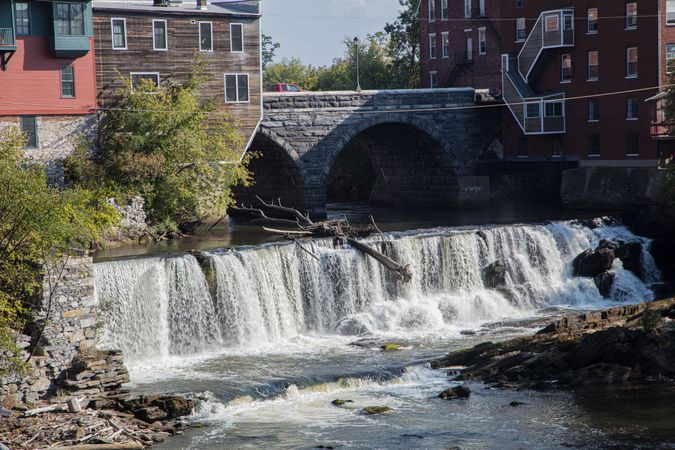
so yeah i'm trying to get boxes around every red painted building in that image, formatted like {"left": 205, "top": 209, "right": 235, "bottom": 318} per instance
{"left": 421, "top": 0, "right": 666, "bottom": 166}
{"left": 0, "top": 0, "right": 98, "bottom": 178}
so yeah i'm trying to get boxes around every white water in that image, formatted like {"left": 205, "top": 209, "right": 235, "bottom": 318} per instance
{"left": 94, "top": 220, "right": 659, "bottom": 361}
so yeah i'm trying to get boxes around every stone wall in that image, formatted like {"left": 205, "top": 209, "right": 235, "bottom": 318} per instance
{"left": 561, "top": 167, "right": 667, "bottom": 210}
{"left": 0, "top": 256, "right": 98, "bottom": 406}
{"left": 0, "top": 114, "right": 98, "bottom": 184}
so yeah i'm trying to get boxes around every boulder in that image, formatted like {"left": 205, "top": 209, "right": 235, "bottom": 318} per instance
{"left": 151, "top": 396, "right": 193, "bottom": 419}
{"left": 593, "top": 272, "right": 615, "bottom": 298}
{"left": 362, "top": 406, "right": 393, "bottom": 415}
{"left": 438, "top": 385, "right": 471, "bottom": 400}
{"left": 482, "top": 260, "right": 507, "bottom": 289}
{"left": 331, "top": 399, "right": 353, "bottom": 406}
{"left": 335, "top": 317, "right": 371, "bottom": 336}
{"left": 614, "top": 241, "right": 644, "bottom": 280}
{"left": 134, "top": 406, "right": 168, "bottom": 423}
{"left": 573, "top": 248, "right": 614, "bottom": 277}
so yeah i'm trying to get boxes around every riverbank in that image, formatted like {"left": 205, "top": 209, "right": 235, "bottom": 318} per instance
{"left": 431, "top": 298, "right": 675, "bottom": 389}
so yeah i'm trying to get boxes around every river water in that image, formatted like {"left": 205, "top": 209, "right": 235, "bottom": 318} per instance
{"left": 93, "top": 208, "right": 675, "bottom": 449}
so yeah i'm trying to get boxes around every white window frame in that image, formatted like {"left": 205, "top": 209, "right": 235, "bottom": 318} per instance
{"left": 441, "top": 32, "right": 449, "bottom": 58}
{"left": 544, "top": 101, "right": 563, "bottom": 118}
{"left": 464, "top": 0, "right": 471, "bottom": 18}
{"left": 111, "top": 17, "right": 127, "bottom": 50}
{"left": 587, "top": 50, "right": 599, "bottom": 81}
{"left": 230, "top": 22, "right": 244, "bottom": 53}
{"left": 626, "top": 97, "right": 639, "bottom": 120}
{"left": 625, "top": 2, "right": 637, "bottom": 29}
{"left": 626, "top": 46, "right": 638, "bottom": 78}
{"left": 545, "top": 14, "right": 559, "bottom": 32}
{"left": 199, "top": 21, "right": 213, "bottom": 52}
{"left": 428, "top": 0, "right": 435, "bottom": 22}
{"left": 429, "top": 71, "right": 438, "bottom": 88}
{"left": 441, "top": 0, "right": 448, "bottom": 20}
{"left": 587, "top": 8, "right": 598, "bottom": 34}
{"left": 429, "top": 33, "right": 437, "bottom": 60}
{"left": 130, "top": 72, "right": 160, "bottom": 92}
{"left": 560, "top": 53, "right": 572, "bottom": 83}
{"left": 667, "top": 43, "right": 675, "bottom": 74}
{"left": 152, "top": 19, "right": 168, "bottom": 51}
{"left": 224, "top": 73, "right": 250, "bottom": 103}
{"left": 669, "top": 0, "right": 675, "bottom": 25}
{"left": 525, "top": 102, "right": 540, "bottom": 119}
{"left": 478, "top": 27, "right": 486, "bottom": 55}
{"left": 59, "top": 64, "right": 75, "bottom": 98}
{"left": 515, "top": 17, "right": 526, "bottom": 42}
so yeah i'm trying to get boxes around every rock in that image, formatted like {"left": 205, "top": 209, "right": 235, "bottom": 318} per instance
{"left": 74, "top": 426, "right": 86, "bottom": 439}
{"left": 134, "top": 406, "right": 168, "bottom": 423}
{"left": 509, "top": 401, "right": 526, "bottom": 407}
{"left": 482, "top": 260, "right": 507, "bottom": 289}
{"left": 614, "top": 241, "right": 644, "bottom": 280}
{"left": 151, "top": 396, "right": 193, "bottom": 419}
{"left": 593, "top": 272, "right": 615, "bottom": 298}
{"left": 331, "top": 399, "right": 353, "bottom": 406}
{"left": 380, "top": 343, "right": 403, "bottom": 352}
{"left": 573, "top": 248, "right": 614, "bottom": 277}
{"left": 438, "top": 385, "right": 471, "bottom": 400}
{"left": 0, "top": 407, "right": 12, "bottom": 417}
{"left": 335, "top": 317, "right": 371, "bottom": 336}
{"left": 362, "top": 406, "right": 393, "bottom": 415}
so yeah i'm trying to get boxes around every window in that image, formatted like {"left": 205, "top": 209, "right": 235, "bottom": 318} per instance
{"left": 199, "top": 22, "right": 212, "bottom": 51}
{"left": 428, "top": 0, "right": 435, "bottom": 22}
{"left": 561, "top": 54, "right": 572, "bottom": 82}
{"left": 588, "top": 135, "right": 600, "bottom": 156}
{"left": 230, "top": 23, "right": 243, "bottom": 52}
{"left": 668, "top": 0, "right": 675, "bottom": 25}
{"left": 587, "top": 8, "right": 598, "bottom": 33}
{"left": 626, "top": 47, "right": 638, "bottom": 78}
{"left": 525, "top": 102, "right": 540, "bottom": 118}
{"left": 518, "top": 136, "right": 528, "bottom": 157}
{"left": 56, "top": 3, "right": 85, "bottom": 35}
{"left": 19, "top": 116, "right": 37, "bottom": 149}
{"left": 15, "top": 2, "right": 30, "bottom": 35}
{"left": 441, "top": 0, "right": 448, "bottom": 20}
{"left": 478, "top": 28, "right": 486, "bottom": 55}
{"left": 282, "top": 84, "right": 300, "bottom": 92}
{"left": 153, "top": 20, "right": 167, "bottom": 50}
{"left": 516, "top": 17, "right": 526, "bottom": 41}
{"left": 430, "top": 71, "right": 438, "bottom": 88}
{"left": 545, "top": 15, "right": 559, "bottom": 32}
{"left": 441, "top": 32, "right": 449, "bottom": 58}
{"left": 464, "top": 0, "right": 471, "bottom": 18}
{"left": 225, "top": 74, "right": 249, "bottom": 102}
{"left": 625, "top": 3, "right": 637, "bottom": 29}
{"left": 563, "top": 13, "right": 573, "bottom": 31}
{"left": 667, "top": 44, "right": 675, "bottom": 74}
{"left": 588, "top": 99, "right": 599, "bottom": 121}
{"left": 60, "top": 65, "right": 75, "bottom": 98}
{"left": 516, "top": 0, "right": 523, "bottom": 7}
{"left": 111, "top": 18, "right": 126, "bottom": 50}
{"left": 130, "top": 72, "right": 160, "bottom": 91}
{"left": 627, "top": 133, "right": 639, "bottom": 155}
{"left": 626, "top": 97, "right": 639, "bottom": 120}
{"left": 545, "top": 101, "right": 563, "bottom": 117}
{"left": 429, "top": 33, "right": 437, "bottom": 59}
{"left": 587, "top": 50, "right": 599, "bottom": 80}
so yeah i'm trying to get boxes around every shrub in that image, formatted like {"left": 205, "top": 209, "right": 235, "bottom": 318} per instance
{"left": 640, "top": 306, "right": 664, "bottom": 334}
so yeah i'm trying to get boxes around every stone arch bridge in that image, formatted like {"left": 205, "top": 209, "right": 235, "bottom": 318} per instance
{"left": 235, "top": 89, "right": 500, "bottom": 217}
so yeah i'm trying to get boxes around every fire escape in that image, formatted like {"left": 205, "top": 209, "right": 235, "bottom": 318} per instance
{"left": 501, "top": 9, "right": 574, "bottom": 134}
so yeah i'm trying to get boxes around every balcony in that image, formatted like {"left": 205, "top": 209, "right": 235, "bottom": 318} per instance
{"left": 0, "top": 27, "right": 16, "bottom": 71}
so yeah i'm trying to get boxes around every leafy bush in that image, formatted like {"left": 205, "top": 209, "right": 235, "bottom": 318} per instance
{"left": 640, "top": 307, "right": 664, "bottom": 334}
{"left": 0, "top": 127, "right": 118, "bottom": 375}
{"left": 69, "top": 57, "right": 253, "bottom": 232}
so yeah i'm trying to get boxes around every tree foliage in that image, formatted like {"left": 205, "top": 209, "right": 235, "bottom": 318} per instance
{"left": 262, "top": 33, "right": 280, "bottom": 71}
{"left": 67, "top": 57, "right": 253, "bottom": 231}
{"left": 0, "top": 127, "right": 118, "bottom": 375}
{"left": 384, "top": 0, "right": 421, "bottom": 89}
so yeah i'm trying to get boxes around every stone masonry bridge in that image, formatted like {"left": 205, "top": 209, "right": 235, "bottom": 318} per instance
{"left": 235, "top": 88, "right": 500, "bottom": 217}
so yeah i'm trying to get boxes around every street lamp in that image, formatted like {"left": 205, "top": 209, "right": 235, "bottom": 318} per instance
{"left": 353, "top": 37, "right": 362, "bottom": 92}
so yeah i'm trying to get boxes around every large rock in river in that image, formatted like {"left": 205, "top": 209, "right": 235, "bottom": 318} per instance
{"left": 482, "top": 260, "right": 507, "bottom": 289}
{"left": 573, "top": 247, "right": 614, "bottom": 277}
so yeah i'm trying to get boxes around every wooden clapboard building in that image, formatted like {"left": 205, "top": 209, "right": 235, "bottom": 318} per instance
{"left": 92, "top": 0, "right": 262, "bottom": 148}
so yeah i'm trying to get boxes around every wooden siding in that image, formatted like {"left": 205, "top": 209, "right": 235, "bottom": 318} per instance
{"left": 93, "top": 11, "right": 262, "bottom": 148}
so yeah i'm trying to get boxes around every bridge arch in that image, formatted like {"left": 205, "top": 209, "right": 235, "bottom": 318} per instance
{"left": 321, "top": 115, "right": 460, "bottom": 207}
{"left": 232, "top": 128, "right": 305, "bottom": 210}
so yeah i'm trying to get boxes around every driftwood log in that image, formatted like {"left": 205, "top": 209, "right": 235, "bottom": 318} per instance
{"left": 230, "top": 197, "right": 412, "bottom": 282}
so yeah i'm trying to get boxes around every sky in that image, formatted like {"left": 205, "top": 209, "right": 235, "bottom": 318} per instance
{"left": 262, "top": 0, "right": 403, "bottom": 67}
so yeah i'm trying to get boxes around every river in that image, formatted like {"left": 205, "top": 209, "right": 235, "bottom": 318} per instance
{"left": 92, "top": 203, "right": 675, "bottom": 449}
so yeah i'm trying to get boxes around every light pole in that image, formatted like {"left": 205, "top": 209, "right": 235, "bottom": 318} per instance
{"left": 353, "top": 37, "right": 362, "bottom": 92}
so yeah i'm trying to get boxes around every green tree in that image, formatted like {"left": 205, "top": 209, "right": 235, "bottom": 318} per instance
{"left": 262, "top": 33, "right": 280, "bottom": 71}
{"left": 73, "top": 57, "right": 253, "bottom": 231}
{"left": 0, "top": 127, "right": 118, "bottom": 375}
{"left": 264, "top": 57, "right": 318, "bottom": 88}
{"left": 384, "top": 0, "right": 421, "bottom": 88}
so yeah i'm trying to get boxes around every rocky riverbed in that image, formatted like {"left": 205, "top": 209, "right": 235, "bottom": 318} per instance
{"left": 432, "top": 299, "right": 675, "bottom": 390}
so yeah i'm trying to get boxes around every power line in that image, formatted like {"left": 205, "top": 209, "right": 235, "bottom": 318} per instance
{"left": 264, "top": 12, "right": 662, "bottom": 22}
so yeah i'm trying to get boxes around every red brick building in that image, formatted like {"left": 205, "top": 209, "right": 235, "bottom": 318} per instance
{"left": 421, "top": 0, "right": 667, "bottom": 166}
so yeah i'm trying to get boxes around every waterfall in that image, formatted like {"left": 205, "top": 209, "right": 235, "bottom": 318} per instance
{"left": 94, "top": 220, "right": 659, "bottom": 360}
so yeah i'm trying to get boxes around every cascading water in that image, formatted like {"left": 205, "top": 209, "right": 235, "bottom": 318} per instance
{"left": 94, "top": 220, "right": 659, "bottom": 360}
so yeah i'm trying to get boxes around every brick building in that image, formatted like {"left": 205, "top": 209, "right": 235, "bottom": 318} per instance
{"left": 92, "top": 0, "right": 262, "bottom": 148}
{"left": 0, "top": 0, "right": 98, "bottom": 176}
{"left": 420, "top": 0, "right": 668, "bottom": 166}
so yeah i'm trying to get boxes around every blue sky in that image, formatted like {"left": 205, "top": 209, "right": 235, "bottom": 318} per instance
{"left": 262, "top": 0, "right": 402, "bottom": 66}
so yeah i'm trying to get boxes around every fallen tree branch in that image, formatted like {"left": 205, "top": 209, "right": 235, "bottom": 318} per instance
{"left": 346, "top": 238, "right": 412, "bottom": 282}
